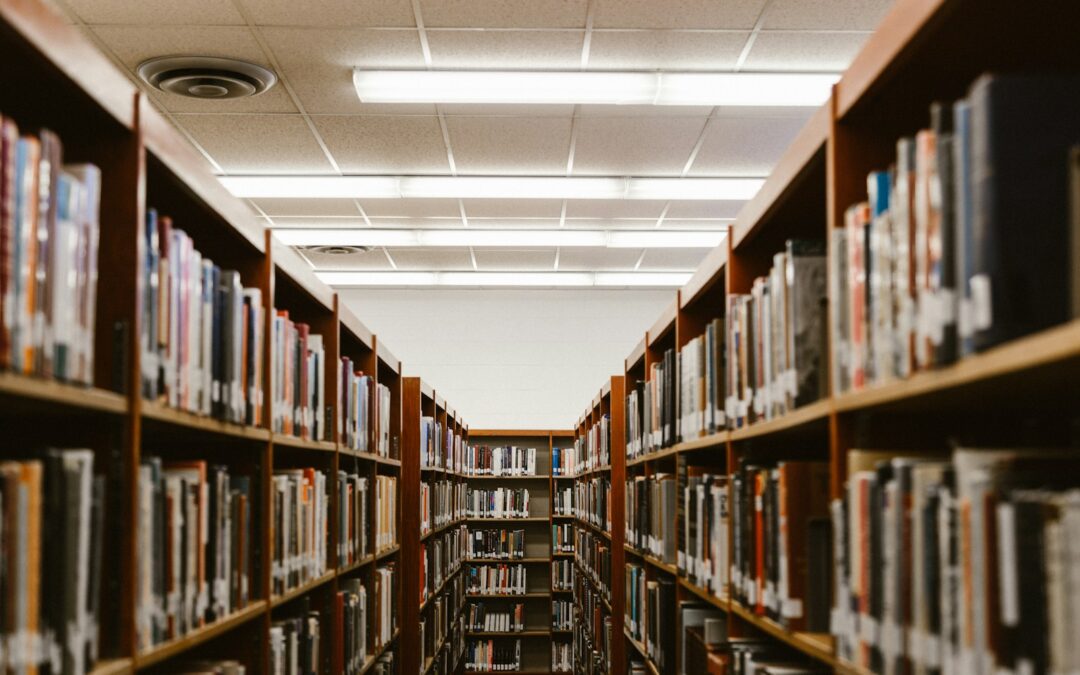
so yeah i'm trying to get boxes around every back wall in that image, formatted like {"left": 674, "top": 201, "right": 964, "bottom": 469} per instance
{"left": 338, "top": 289, "right": 672, "bottom": 429}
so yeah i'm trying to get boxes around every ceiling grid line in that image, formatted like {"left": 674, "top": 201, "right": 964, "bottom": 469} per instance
{"left": 382, "top": 247, "right": 399, "bottom": 269}
{"left": 352, "top": 200, "right": 374, "bottom": 227}
{"left": 654, "top": 202, "right": 671, "bottom": 229}
{"left": 565, "top": 105, "right": 581, "bottom": 176}
{"left": 580, "top": 0, "right": 596, "bottom": 69}
{"left": 633, "top": 250, "right": 648, "bottom": 271}
{"left": 230, "top": 0, "right": 343, "bottom": 174}
{"left": 734, "top": 0, "right": 775, "bottom": 72}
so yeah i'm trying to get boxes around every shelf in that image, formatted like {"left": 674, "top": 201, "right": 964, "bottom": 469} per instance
{"left": 421, "top": 518, "right": 465, "bottom": 541}
{"left": 466, "top": 592, "right": 549, "bottom": 599}
{"left": 622, "top": 630, "right": 659, "bottom": 675}
{"left": 642, "top": 554, "right": 677, "bottom": 576}
{"left": 271, "top": 433, "right": 336, "bottom": 453}
{"left": 89, "top": 658, "right": 133, "bottom": 675}
{"left": 338, "top": 555, "right": 375, "bottom": 574}
{"left": 552, "top": 552, "right": 574, "bottom": 558}
{"left": 358, "top": 629, "right": 400, "bottom": 675}
{"left": 729, "top": 398, "right": 832, "bottom": 442}
{"left": 574, "top": 517, "right": 611, "bottom": 540}
{"left": 135, "top": 601, "right": 267, "bottom": 668}
{"left": 465, "top": 558, "right": 551, "bottom": 564}
{"left": 465, "top": 630, "right": 551, "bottom": 637}
{"left": 623, "top": 544, "right": 643, "bottom": 559}
{"left": 551, "top": 514, "right": 574, "bottom": 520}
{"left": 677, "top": 577, "right": 728, "bottom": 612}
{"left": 463, "top": 475, "right": 550, "bottom": 481}
{"left": 375, "top": 544, "right": 400, "bottom": 562}
{"left": 141, "top": 401, "right": 270, "bottom": 441}
{"left": 270, "top": 570, "right": 336, "bottom": 608}
{"left": 420, "top": 565, "right": 462, "bottom": 612}
{"left": 0, "top": 372, "right": 128, "bottom": 415}
{"left": 466, "top": 516, "right": 549, "bottom": 523}
{"left": 729, "top": 602, "right": 837, "bottom": 668}
{"left": 625, "top": 444, "right": 679, "bottom": 468}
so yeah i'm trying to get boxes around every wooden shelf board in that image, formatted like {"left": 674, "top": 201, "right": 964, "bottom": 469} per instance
{"left": 832, "top": 319, "right": 1080, "bottom": 414}
{"left": 677, "top": 577, "right": 728, "bottom": 612}
{"left": 463, "top": 475, "right": 549, "bottom": 481}
{"left": 421, "top": 518, "right": 465, "bottom": 541}
{"left": 271, "top": 433, "right": 336, "bottom": 453}
{"left": 552, "top": 552, "right": 574, "bottom": 558}
{"left": 89, "top": 658, "right": 133, "bottom": 675}
{"left": 680, "top": 236, "right": 730, "bottom": 310}
{"left": 466, "top": 516, "right": 549, "bottom": 523}
{"left": 420, "top": 565, "right": 463, "bottom": 611}
{"left": 270, "top": 571, "right": 336, "bottom": 608}
{"left": 641, "top": 554, "right": 677, "bottom": 576}
{"left": 376, "top": 455, "right": 402, "bottom": 467}
{"left": 135, "top": 601, "right": 267, "bottom": 669}
{"left": 729, "top": 398, "right": 832, "bottom": 442}
{"left": 375, "top": 544, "right": 400, "bottom": 562}
{"left": 647, "top": 299, "right": 677, "bottom": 347}
{"left": 466, "top": 558, "right": 550, "bottom": 564}
{"left": 623, "top": 544, "right": 644, "bottom": 559}
{"left": 0, "top": 372, "right": 128, "bottom": 414}
{"left": 551, "top": 514, "right": 574, "bottom": 520}
{"left": 574, "top": 517, "right": 611, "bottom": 540}
{"left": 357, "top": 630, "right": 400, "bottom": 675}
{"left": 729, "top": 602, "right": 837, "bottom": 667}
{"left": 141, "top": 401, "right": 270, "bottom": 441}
{"left": 467, "top": 429, "right": 554, "bottom": 437}
{"left": 622, "top": 630, "right": 658, "bottom": 675}
{"left": 626, "top": 336, "right": 647, "bottom": 373}
{"left": 626, "top": 444, "right": 679, "bottom": 467}
{"left": 673, "top": 431, "right": 727, "bottom": 454}
{"left": 466, "top": 593, "right": 549, "bottom": 599}
{"left": 465, "top": 630, "right": 551, "bottom": 637}
{"left": 338, "top": 555, "right": 375, "bottom": 574}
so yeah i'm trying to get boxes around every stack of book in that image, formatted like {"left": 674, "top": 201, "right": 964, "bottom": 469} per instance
{"left": 678, "top": 319, "right": 727, "bottom": 440}
{"left": 466, "top": 486, "right": 530, "bottom": 519}
{"left": 271, "top": 468, "right": 329, "bottom": 596}
{"left": 138, "top": 458, "right": 252, "bottom": 650}
{"left": 271, "top": 311, "right": 324, "bottom": 440}
{"left": 337, "top": 471, "right": 369, "bottom": 567}
{"left": 0, "top": 123, "right": 101, "bottom": 388}
{"left": 831, "top": 74, "right": 1080, "bottom": 394}
{"left": 142, "top": 208, "right": 264, "bottom": 425}
{"left": 463, "top": 446, "right": 537, "bottom": 477}
{"left": 726, "top": 240, "right": 827, "bottom": 429}
{"left": 0, "top": 450, "right": 105, "bottom": 674}
{"left": 468, "top": 528, "right": 526, "bottom": 560}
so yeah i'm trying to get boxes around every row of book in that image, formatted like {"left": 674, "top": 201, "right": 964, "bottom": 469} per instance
{"left": 625, "top": 348, "right": 677, "bottom": 457}
{"left": 270, "top": 605, "right": 320, "bottom": 675}
{"left": 574, "top": 476, "right": 610, "bottom": 529}
{"left": 420, "top": 573, "right": 465, "bottom": 670}
{"left": 575, "top": 529, "right": 612, "bottom": 601}
{"left": 625, "top": 473, "right": 677, "bottom": 564}
{"left": 730, "top": 460, "right": 831, "bottom": 633}
{"left": 684, "top": 633, "right": 827, "bottom": 675}
{"left": 334, "top": 577, "right": 374, "bottom": 674}
{"left": 553, "top": 599, "right": 574, "bottom": 631}
{"left": 421, "top": 478, "right": 464, "bottom": 534}
{"left": 468, "top": 528, "right": 527, "bottom": 560}
{"left": 552, "top": 522, "right": 574, "bottom": 553}
{"left": 142, "top": 208, "right": 264, "bottom": 426}
{"left": 574, "top": 566, "right": 612, "bottom": 673}
{"left": 420, "top": 416, "right": 463, "bottom": 472}
{"left": 679, "top": 468, "right": 728, "bottom": 600}
{"left": 552, "top": 446, "right": 576, "bottom": 476}
{"left": 466, "top": 564, "right": 528, "bottom": 595}
{"left": 0, "top": 451, "right": 104, "bottom": 675}
{"left": 337, "top": 471, "right": 369, "bottom": 567}
{"left": 464, "top": 638, "right": 520, "bottom": 672}
{"left": 833, "top": 448, "right": 1080, "bottom": 675}
{"left": 421, "top": 524, "right": 466, "bottom": 605}
{"left": 553, "top": 484, "right": 573, "bottom": 516}
{"left": 271, "top": 312, "right": 325, "bottom": 440}
{"left": 466, "top": 487, "right": 531, "bottom": 519}
{"left": 552, "top": 641, "right": 571, "bottom": 673}
{"left": 677, "top": 319, "right": 727, "bottom": 440}
{"left": 0, "top": 123, "right": 101, "bottom": 386}
{"left": 168, "top": 661, "right": 247, "bottom": 674}
{"left": 832, "top": 73, "right": 1080, "bottom": 395}
{"left": 552, "top": 559, "right": 574, "bottom": 592}
{"left": 272, "top": 468, "right": 328, "bottom": 596}
{"left": 462, "top": 446, "right": 538, "bottom": 477}
{"left": 575, "top": 414, "right": 611, "bottom": 473}
{"left": 465, "top": 602, "right": 525, "bottom": 633}
{"left": 137, "top": 458, "right": 252, "bottom": 651}
{"left": 625, "top": 565, "right": 675, "bottom": 673}
{"left": 339, "top": 364, "right": 391, "bottom": 456}
{"left": 727, "top": 241, "right": 827, "bottom": 428}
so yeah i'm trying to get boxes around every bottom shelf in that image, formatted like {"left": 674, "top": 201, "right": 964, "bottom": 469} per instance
{"left": 729, "top": 602, "right": 837, "bottom": 667}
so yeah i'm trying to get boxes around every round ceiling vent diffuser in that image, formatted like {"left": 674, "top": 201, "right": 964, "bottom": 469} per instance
{"left": 303, "top": 245, "right": 373, "bottom": 256}
{"left": 137, "top": 56, "right": 277, "bottom": 99}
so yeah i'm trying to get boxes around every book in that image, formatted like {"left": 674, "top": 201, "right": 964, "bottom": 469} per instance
{"left": 462, "top": 446, "right": 537, "bottom": 477}
{"left": 271, "top": 468, "right": 328, "bottom": 596}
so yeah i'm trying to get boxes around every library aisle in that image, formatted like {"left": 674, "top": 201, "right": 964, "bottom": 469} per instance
{"left": 2, "top": 0, "right": 1080, "bottom": 674}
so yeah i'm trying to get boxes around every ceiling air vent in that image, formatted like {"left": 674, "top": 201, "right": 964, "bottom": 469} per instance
{"left": 137, "top": 56, "right": 277, "bottom": 99}
{"left": 302, "top": 245, "right": 373, "bottom": 256}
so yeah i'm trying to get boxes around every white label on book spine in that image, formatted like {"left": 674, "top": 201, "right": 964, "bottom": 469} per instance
{"left": 924, "top": 633, "right": 941, "bottom": 668}
{"left": 860, "top": 616, "right": 879, "bottom": 644}
{"left": 781, "top": 597, "right": 803, "bottom": 619}
{"left": 996, "top": 502, "right": 1020, "bottom": 626}
{"left": 970, "top": 274, "right": 993, "bottom": 331}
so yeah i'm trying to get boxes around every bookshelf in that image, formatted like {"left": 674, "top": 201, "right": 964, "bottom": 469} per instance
{"left": 0, "top": 2, "right": 415, "bottom": 673}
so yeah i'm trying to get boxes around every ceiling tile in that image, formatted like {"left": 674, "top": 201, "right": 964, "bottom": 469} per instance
{"left": 638, "top": 247, "right": 709, "bottom": 270}
{"left": 261, "top": 28, "right": 428, "bottom": 114}
{"left": 176, "top": 114, "right": 333, "bottom": 173}
{"left": 474, "top": 248, "right": 557, "bottom": 271}
{"left": 419, "top": 0, "right": 589, "bottom": 28}
{"left": 587, "top": 30, "right": 747, "bottom": 69}
{"left": 741, "top": 31, "right": 871, "bottom": 71}
{"left": 253, "top": 198, "right": 362, "bottom": 217}
{"left": 689, "top": 113, "right": 811, "bottom": 176}
{"left": 563, "top": 199, "right": 667, "bottom": 220}
{"left": 447, "top": 117, "right": 572, "bottom": 175}
{"left": 89, "top": 25, "right": 297, "bottom": 113}
{"left": 269, "top": 217, "right": 369, "bottom": 228}
{"left": 462, "top": 200, "right": 563, "bottom": 219}
{"left": 440, "top": 103, "right": 576, "bottom": 117}
{"left": 61, "top": 0, "right": 243, "bottom": 24}
{"left": 558, "top": 247, "right": 644, "bottom": 271}
{"left": 572, "top": 116, "right": 707, "bottom": 175}
{"left": 466, "top": 218, "right": 562, "bottom": 228}
{"left": 577, "top": 104, "right": 715, "bottom": 117}
{"left": 761, "top": 0, "right": 893, "bottom": 30}
{"left": 593, "top": 0, "right": 767, "bottom": 29}
{"left": 427, "top": 30, "right": 585, "bottom": 69}
{"left": 563, "top": 219, "right": 656, "bottom": 229}
{"left": 358, "top": 199, "right": 462, "bottom": 218}
{"left": 661, "top": 218, "right": 734, "bottom": 229}
{"left": 389, "top": 248, "right": 474, "bottom": 271}
{"left": 298, "top": 247, "right": 394, "bottom": 270}
{"left": 312, "top": 115, "right": 451, "bottom": 174}
{"left": 665, "top": 200, "right": 745, "bottom": 219}
{"left": 367, "top": 217, "right": 465, "bottom": 228}
{"left": 241, "top": 0, "right": 416, "bottom": 27}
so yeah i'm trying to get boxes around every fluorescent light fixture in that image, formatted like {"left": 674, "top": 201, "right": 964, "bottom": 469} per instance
{"left": 353, "top": 70, "right": 838, "bottom": 107}
{"left": 273, "top": 229, "right": 725, "bottom": 249}
{"left": 221, "top": 175, "right": 765, "bottom": 201}
{"left": 316, "top": 271, "right": 692, "bottom": 288}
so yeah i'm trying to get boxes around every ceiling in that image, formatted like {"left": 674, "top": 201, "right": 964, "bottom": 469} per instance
{"left": 56, "top": 0, "right": 892, "bottom": 287}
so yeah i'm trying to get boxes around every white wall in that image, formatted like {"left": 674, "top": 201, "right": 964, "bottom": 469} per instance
{"left": 338, "top": 289, "right": 672, "bottom": 430}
